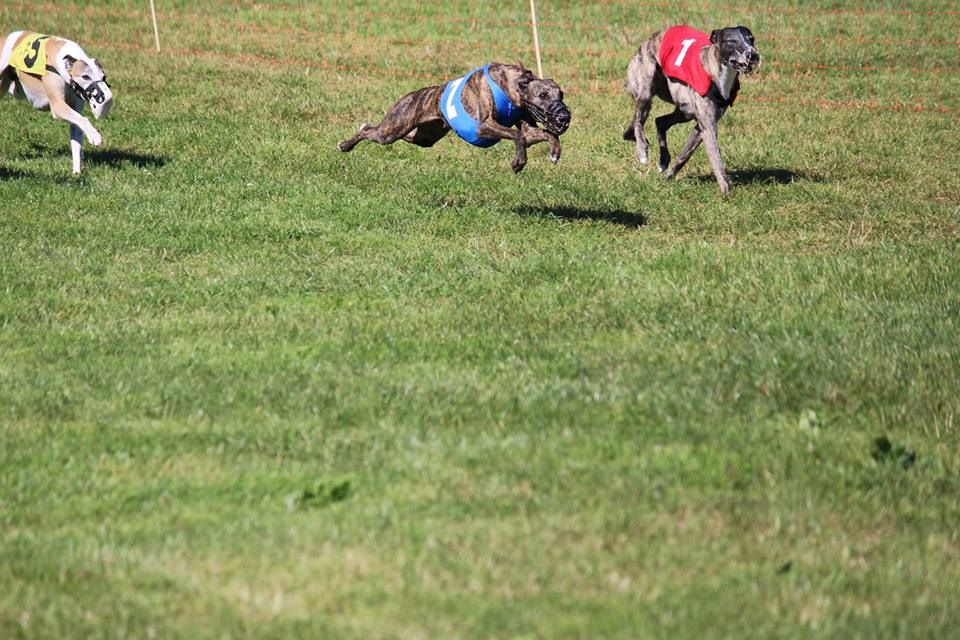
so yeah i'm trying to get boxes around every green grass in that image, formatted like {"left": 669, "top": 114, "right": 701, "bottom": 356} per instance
{"left": 2, "top": 1, "right": 959, "bottom": 637}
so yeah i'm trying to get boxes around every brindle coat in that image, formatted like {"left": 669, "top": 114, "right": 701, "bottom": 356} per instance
{"left": 338, "top": 63, "right": 569, "bottom": 173}
{"left": 624, "top": 26, "right": 760, "bottom": 193}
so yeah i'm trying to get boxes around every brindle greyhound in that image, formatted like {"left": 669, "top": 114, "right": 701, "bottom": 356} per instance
{"left": 338, "top": 62, "right": 571, "bottom": 173}
{"left": 624, "top": 26, "right": 761, "bottom": 193}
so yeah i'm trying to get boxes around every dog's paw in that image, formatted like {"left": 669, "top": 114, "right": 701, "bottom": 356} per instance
{"left": 511, "top": 159, "right": 526, "bottom": 173}
{"left": 87, "top": 129, "right": 103, "bottom": 146}
{"left": 549, "top": 149, "right": 561, "bottom": 164}
{"left": 637, "top": 152, "right": 648, "bottom": 165}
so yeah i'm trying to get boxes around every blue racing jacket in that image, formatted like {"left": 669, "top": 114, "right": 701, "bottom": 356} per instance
{"left": 440, "top": 64, "right": 526, "bottom": 148}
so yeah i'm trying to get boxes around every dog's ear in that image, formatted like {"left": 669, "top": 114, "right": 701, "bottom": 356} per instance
{"left": 62, "top": 55, "right": 77, "bottom": 71}
{"left": 710, "top": 30, "right": 720, "bottom": 44}
{"left": 517, "top": 60, "right": 541, "bottom": 78}
{"left": 517, "top": 68, "right": 536, "bottom": 94}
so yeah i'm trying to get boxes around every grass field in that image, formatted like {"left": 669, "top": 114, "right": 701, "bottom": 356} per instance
{"left": 2, "top": 0, "right": 959, "bottom": 637}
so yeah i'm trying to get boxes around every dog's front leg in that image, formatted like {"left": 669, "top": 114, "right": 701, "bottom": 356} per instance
{"left": 520, "top": 121, "right": 562, "bottom": 164}
{"left": 45, "top": 75, "right": 101, "bottom": 153}
{"left": 68, "top": 123, "right": 84, "bottom": 174}
{"left": 477, "top": 120, "right": 527, "bottom": 173}
{"left": 67, "top": 93, "right": 85, "bottom": 174}
{"left": 699, "top": 118, "right": 729, "bottom": 194}
{"left": 49, "top": 97, "right": 102, "bottom": 149}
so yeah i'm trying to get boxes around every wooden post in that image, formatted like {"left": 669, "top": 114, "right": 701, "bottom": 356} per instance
{"left": 529, "top": 0, "right": 543, "bottom": 77}
{"left": 150, "top": 0, "right": 161, "bottom": 52}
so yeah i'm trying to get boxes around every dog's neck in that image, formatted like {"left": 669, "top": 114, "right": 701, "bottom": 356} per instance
{"left": 714, "top": 63, "right": 739, "bottom": 102}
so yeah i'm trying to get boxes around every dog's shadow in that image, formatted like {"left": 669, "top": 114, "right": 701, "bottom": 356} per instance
{"left": 696, "top": 167, "right": 819, "bottom": 186}
{"left": 27, "top": 143, "right": 167, "bottom": 170}
{"left": 84, "top": 148, "right": 167, "bottom": 170}
{"left": 0, "top": 165, "right": 37, "bottom": 180}
{"left": 515, "top": 205, "right": 647, "bottom": 228}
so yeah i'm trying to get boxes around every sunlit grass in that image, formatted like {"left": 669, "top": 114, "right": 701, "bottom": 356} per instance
{"left": 1, "top": 1, "right": 959, "bottom": 637}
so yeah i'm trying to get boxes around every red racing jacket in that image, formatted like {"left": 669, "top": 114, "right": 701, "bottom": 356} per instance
{"left": 658, "top": 26, "right": 739, "bottom": 105}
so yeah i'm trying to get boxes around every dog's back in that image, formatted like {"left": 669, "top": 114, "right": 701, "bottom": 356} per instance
{"left": 625, "top": 31, "right": 670, "bottom": 104}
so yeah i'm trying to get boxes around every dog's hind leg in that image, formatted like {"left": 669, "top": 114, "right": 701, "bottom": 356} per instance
{"left": 624, "top": 97, "right": 653, "bottom": 165}
{"left": 655, "top": 108, "right": 690, "bottom": 174}
{"left": 623, "top": 41, "right": 660, "bottom": 164}
{"left": 338, "top": 86, "right": 443, "bottom": 152}
{"left": 401, "top": 119, "right": 450, "bottom": 147}
{"left": 662, "top": 125, "right": 702, "bottom": 180}
{"left": 0, "top": 72, "right": 12, "bottom": 101}
{"left": 0, "top": 66, "right": 16, "bottom": 101}
{"left": 337, "top": 123, "right": 383, "bottom": 152}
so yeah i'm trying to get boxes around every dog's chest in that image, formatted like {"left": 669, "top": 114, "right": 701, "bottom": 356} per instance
{"left": 713, "top": 65, "right": 738, "bottom": 102}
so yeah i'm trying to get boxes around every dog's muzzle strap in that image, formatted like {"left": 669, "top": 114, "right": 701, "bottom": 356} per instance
{"left": 44, "top": 64, "right": 110, "bottom": 105}
{"left": 526, "top": 101, "right": 571, "bottom": 135}
{"left": 74, "top": 77, "right": 111, "bottom": 105}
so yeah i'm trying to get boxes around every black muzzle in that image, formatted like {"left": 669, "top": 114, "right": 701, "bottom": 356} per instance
{"left": 527, "top": 101, "right": 571, "bottom": 136}
{"left": 73, "top": 77, "right": 110, "bottom": 105}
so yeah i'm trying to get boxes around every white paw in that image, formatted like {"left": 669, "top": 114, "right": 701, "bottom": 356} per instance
{"left": 87, "top": 129, "right": 103, "bottom": 146}
{"left": 549, "top": 151, "right": 561, "bottom": 164}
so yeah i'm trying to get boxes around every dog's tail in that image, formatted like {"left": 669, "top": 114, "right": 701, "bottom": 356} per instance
{"left": 622, "top": 119, "right": 636, "bottom": 141}
{"left": 0, "top": 32, "right": 25, "bottom": 72}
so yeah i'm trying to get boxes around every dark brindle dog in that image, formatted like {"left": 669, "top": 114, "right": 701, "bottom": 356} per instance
{"left": 624, "top": 26, "right": 761, "bottom": 193}
{"left": 338, "top": 62, "right": 571, "bottom": 173}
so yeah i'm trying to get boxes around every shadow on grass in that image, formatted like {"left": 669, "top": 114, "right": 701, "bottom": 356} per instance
{"left": 0, "top": 165, "right": 36, "bottom": 180}
{"left": 27, "top": 143, "right": 168, "bottom": 170}
{"left": 694, "top": 167, "right": 820, "bottom": 186}
{"left": 515, "top": 205, "right": 647, "bottom": 228}
{"left": 85, "top": 148, "right": 167, "bottom": 169}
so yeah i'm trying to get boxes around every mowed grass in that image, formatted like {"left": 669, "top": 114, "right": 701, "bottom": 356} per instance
{"left": 1, "top": 0, "right": 959, "bottom": 637}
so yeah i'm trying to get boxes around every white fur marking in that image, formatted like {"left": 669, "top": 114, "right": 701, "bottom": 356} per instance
{"left": 0, "top": 31, "right": 25, "bottom": 70}
{"left": 715, "top": 64, "right": 739, "bottom": 101}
